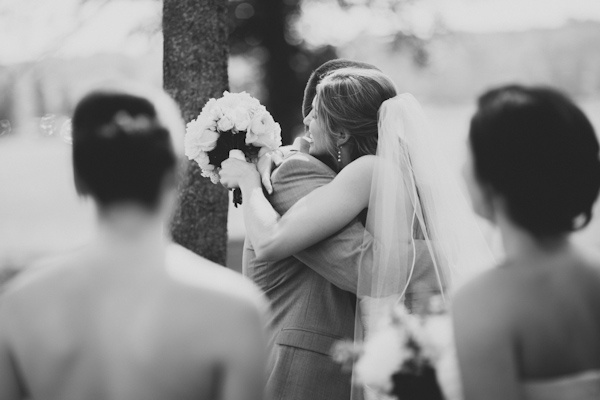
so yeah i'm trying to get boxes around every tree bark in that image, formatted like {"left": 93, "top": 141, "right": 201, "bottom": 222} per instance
{"left": 164, "top": 0, "right": 229, "bottom": 265}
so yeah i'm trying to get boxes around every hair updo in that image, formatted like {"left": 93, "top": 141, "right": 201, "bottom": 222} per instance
{"left": 302, "top": 59, "right": 380, "bottom": 119}
{"left": 315, "top": 68, "right": 397, "bottom": 164}
{"left": 72, "top": 90, "right": 178, "bottom": 211}
{"left": 469, "top": 85, "right": 600, "bottom": 237}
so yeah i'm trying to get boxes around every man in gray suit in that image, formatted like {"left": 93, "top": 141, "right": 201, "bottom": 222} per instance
{"left": 243, "top": 60, "right": 442, "bottom": 400}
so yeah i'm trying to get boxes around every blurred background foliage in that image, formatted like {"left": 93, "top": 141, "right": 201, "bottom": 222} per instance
{"left": 0, "top": 0, "right": 437, "bottom": 143}
{"left": 1, "top": 0, "right": 599, "bottom": 141}
{"left": 1, "top": 0, "right": 600, "bottom": 275}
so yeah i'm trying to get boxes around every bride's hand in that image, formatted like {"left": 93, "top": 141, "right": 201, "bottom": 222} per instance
{"left": 256, "top": 149, "right": 285, "bottom": 194}
{"left": 219, "top": 157, "right": 261, "bottom": 191}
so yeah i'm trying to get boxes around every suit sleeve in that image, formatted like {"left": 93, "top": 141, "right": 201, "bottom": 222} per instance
{"left": 268, "top": 154, "right": 373, "bottom": 294}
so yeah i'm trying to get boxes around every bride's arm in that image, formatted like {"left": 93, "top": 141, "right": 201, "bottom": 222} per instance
{"left": 220, "top": 155, "right": 375, "bottom": 261}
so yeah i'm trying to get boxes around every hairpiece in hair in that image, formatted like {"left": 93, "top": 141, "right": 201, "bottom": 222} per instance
{"left": 99, "top": 111, "right": 156, "bottom": 138}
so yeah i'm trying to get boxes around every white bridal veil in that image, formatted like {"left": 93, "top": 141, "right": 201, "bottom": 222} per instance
{"left": 351, "top": 94, "right": 496, "bottom": 400}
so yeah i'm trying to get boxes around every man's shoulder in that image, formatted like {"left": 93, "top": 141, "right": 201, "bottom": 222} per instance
{"left": 272, "top": 152, "right": 335, "bottom": 180}
{"left": 166, "top": 243, "right": 268, "bottom": 312}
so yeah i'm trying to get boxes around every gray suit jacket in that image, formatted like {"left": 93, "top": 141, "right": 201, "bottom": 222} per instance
{"left": 243, "top": 153, "right": 443, "bottom": 400}
{"left": 243, "top": 153, "right": 365, "bottom": 400}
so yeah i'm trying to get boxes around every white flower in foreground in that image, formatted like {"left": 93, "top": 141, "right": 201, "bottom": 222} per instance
{"left": 421, "top": 315, "right": 453, "bottom": 362}
{"left": 355, "top": 325, "right": 408, "bottom": 393}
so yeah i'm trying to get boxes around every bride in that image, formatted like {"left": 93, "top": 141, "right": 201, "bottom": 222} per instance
{"left": 454, "top": 85, "right": 600, "bottom": 400}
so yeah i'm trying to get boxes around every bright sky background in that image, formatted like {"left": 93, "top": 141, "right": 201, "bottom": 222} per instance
{"left": 0, "top": 0, "right": 162, "bottom": 64}
{"left": 1, "top": 0, "right": 600, "bottom": 64}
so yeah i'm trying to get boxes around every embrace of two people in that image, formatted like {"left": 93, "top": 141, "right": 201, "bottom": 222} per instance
{"left": 2, "top": 58, "right": 600, "bottom": 400}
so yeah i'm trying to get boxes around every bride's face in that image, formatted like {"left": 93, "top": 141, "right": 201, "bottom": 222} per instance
{"left": 303, "top": 99, "right": 333, "bottom": 158}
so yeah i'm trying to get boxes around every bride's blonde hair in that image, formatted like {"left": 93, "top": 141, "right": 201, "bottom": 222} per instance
{"left": 315, "top": 68, "right": 397, "bottom": 166}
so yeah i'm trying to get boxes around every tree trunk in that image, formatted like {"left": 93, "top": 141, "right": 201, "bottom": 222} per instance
{"left": 261, "top": 0, "right": 305, "bottom": 144}
{"left": 163, "top": 0, "right": 230, "bottom": 265}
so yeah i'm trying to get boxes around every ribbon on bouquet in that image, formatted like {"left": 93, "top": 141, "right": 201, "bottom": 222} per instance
{"left": 229, "top": 149, "right": 246, "bottom": 208}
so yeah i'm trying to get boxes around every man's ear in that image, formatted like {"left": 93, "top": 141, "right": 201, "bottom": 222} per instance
{"left": 337, "top": 132, "right": 351, "bottom": 146}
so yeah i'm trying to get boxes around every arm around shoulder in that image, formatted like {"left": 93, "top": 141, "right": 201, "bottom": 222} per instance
{"left": 250, "top": 155, "right": 375, "bottom": 262}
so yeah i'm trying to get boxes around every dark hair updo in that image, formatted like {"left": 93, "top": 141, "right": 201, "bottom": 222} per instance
{"left": 469, "top": 85, "right": 600, "bottom": 237}
{"left": 72, "top": 91, "right": 177, "bottom": 211}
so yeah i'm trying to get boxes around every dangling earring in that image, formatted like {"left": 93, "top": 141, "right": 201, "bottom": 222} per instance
{"left": 337, "top": 146, "right": 342, "bottom": 164}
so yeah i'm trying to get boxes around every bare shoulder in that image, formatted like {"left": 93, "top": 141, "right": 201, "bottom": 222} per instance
{"left": 0, "top": 251, "right": 85, "bottom": 345}
{"left": 165, "top": 244, "right": 269, "bottom": 361}
{"left": 166, "top": 243, "right": 268, "bottom": 313}
{"left": 452, "top": 267, "right": 522, "bottom": 329}
{"left": 0, "top": 251, "right": 79, "bottom": 306}
{"left": 333, "top": 155, "right": 377, "bottom": 190}
{"left": 337, "top": 155, "right": 377, "bottom": 178}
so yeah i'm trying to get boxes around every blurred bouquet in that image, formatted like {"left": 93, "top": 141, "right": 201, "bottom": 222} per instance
{"left": 184, "top": 91, "right": 282, "bottom": 206}
{"left": 333, "top": 298, "right": 452, "bottom": 400}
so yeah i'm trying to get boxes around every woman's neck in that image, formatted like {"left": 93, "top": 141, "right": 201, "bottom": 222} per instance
{"left": 496, "top": 213, "right": 570, "bottom": 266}
{"left": 94, "top": 204, "right": 169, "bottom": 271}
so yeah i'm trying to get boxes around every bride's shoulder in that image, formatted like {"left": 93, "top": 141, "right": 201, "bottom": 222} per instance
{"left": 348, "top": 154, "right": 377, "bottom": 168}
{"left": 336, "top": 155, "right": 377, "bottom": 179}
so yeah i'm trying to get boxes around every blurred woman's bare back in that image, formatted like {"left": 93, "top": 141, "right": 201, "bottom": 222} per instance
{"left": 0, "top": 243, "right": 267, "bottom": 400}
{"left": 504, "top": 247, "right": 600, "bottom": 378}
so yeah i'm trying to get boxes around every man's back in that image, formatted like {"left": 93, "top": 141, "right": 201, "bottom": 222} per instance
{"left": 0, "top": 244, "right": 268, "bottom": 400}
{"left": 243, "top": 153, "right": 365, "bottom": 400}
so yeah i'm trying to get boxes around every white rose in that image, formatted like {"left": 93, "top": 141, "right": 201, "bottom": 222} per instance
{"left": 248, "top": 111, "right": 272, "bottom": 136}
{"left": 220, "top": 91, "right": 262, "bottom": 111}
{"left": 186, "top": 115, "right": 212, "bottom": 136}
{"left": 201, "top": 169, "right": 220, "bottom": 184}
{"left": 231, "top": 107, "right": 252, "bottom": 132}
{"left": 207, "top": 105, "right": 223, "bottom": 122}
{"left": 185, "top": 115, "right": 219, "bottom": 159}
{"left": 184, "top": 127, "right": 220, "bottom": 160}
{"left": 217, "top": 115, "right": 234, "bottom": 132}
{"left": 194, "top": 151, "right": 212, "bottom": 169}
{"left": 203, "top": 98, "right": 217, "bottom": 111}
{"left": 246, "top": 112, "right": 282, "bottom": 150}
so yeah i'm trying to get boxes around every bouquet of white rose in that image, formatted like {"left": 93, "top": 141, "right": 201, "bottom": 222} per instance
{"left": 184, "top": 91, "right": 282, "bottom": 206}
{"left": 333, "top": 298, "right": 451, "bottom": 400}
